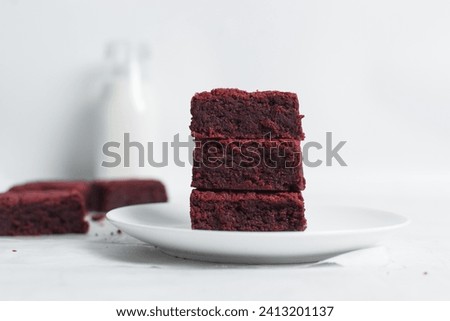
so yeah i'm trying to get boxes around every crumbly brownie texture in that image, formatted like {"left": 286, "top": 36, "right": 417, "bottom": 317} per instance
{"left": 192, "top": 139, "right": 305, "bottom": 191}
{"left": 190, "top": 190, "right": 306, "bottom": 231}
{"left": 190, "top": 89, "right": 304, "bottom": 139}
{"left": 9, "top": 181, "right": 96, "bottom": 210}
{"left": 9, "top": 179, "right": 168, "bottom": 212}
{"left": 0, "top": 191, "right": 88, "bottom": 236}
{"left": 92, "top": 179, "right": 168, "bottom": 212}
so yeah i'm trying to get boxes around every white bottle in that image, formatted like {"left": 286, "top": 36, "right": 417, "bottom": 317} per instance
{"left": 95, "top": 41, "right": 158, "bottom": 179}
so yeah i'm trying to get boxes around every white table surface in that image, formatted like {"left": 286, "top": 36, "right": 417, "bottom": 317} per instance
{"left": 1, "top": 171, "right": 449, "bottom": 300}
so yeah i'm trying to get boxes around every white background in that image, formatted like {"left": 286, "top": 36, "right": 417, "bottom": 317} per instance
{"left": 0, "top": 0, "right": 449, "bottom": 300}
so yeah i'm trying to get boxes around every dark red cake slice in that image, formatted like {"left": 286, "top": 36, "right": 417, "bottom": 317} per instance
{"left": 192, "top": 139, "right": 305, "bottom": 191}
{"left": 0, "top": 191, "right": 88, "bottom": 236}
{"left": 190, "top": 88, "right": 304, "bottom": 139}
{"left": 92, "top": 179, "right": 168, "bottom": 212}
{"left": 9, "top": 181, "right": 96, "bottom": 210}
{"left": 9, "top": 179, "right": 168, "bottom": 212}
{"left": 190, "top": 190, "right": 306, "bottom": 231}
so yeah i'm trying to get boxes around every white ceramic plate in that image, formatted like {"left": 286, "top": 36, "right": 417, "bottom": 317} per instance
{"left": 106, "top": 202, "right": 409, "bottom": 264}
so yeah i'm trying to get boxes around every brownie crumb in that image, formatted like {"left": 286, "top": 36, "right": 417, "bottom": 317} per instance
{"left": 12, "top": 250, "right": 17, "bottom": 252}
{"left": 117, "top": 229, "right": 122, "bottom": 234}
{"left": 91, "top": 212, "right": 107, "bottom": 221}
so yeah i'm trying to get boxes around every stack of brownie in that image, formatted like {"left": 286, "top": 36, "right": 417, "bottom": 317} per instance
{"left": 189, "top": 89, "right": 307, "bottom": 231}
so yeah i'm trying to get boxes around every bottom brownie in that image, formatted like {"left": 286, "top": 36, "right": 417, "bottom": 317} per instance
{"left": 0, "top": 191, "right": 88, "bottom": 236}
{"left": 190, "top": 190, "right": 306, "bottom": 231}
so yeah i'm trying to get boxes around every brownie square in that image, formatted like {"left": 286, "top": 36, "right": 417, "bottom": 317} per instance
{"left": 9, "top": 181, "right": 96, "bottom": 210}
{"left": 190, "top": 88, "right": 304, "bottom": 139}
{"left": 192, "top": 139, "right": 305, "bottom": 192}
{"left": 92, "top": 179, "right": 168, "bottom": 212}
{"left": 0, "top": 191, "right": 88, "bottom": 236}
{"left": 190, "top": 190, "right": 306, "bottom": 231}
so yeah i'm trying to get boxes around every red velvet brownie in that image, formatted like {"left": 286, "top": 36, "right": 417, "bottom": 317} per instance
{"left": 9, "top": 181, "right": 96, "bottom": 210}
{"left": 92, "top": 179, "right": 168, "bottom": 212}
{"left": 190, "top": 89, "right": 304, "bottom": 140}
{"left": 190, "top": 190, "right": 306, "bottom": 231}
{"left": 192, "top": 139, "right": 305, "bottom": 191}
{"left": 0, "top": 191, "right": 88, "bottom": 236}
{"left": 9, "top": 179, "right": 168, "bottom": 212}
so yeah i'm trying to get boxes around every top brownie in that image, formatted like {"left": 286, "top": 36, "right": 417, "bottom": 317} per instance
{"left": 190, "top": 88, "right": 304, "bottom": 139}
{"left": 9, "top": 181, "right": 95, "bottom": 210}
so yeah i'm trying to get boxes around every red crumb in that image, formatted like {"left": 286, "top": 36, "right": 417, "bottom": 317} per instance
{"left": 91, "top": 212, "right": 107, "bottom": 221}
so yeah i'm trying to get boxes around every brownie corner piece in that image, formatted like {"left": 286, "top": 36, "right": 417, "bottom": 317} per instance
{"left": 0, "top": 190, "right": 88, "bottom": 236}
{"left": 190, "top": 190, "right": 306, "bottom": 231}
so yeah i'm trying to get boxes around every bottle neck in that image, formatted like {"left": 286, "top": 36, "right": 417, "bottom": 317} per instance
{"left": 106, "top": 41, "right": 150, "bottom": 84}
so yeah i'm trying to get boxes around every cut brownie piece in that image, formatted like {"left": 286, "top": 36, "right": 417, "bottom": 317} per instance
{"left": 9, "top": 181, "right": 96, "bottom": 210}
{"left": 0, "top": 191, "right": 88, "bottom": 236}
{"left": 190, "top": 190, "right": 306, "bottom": 231}
{"left": 190, "top": 88, "right": 304, "bottom": 139}
{"left": 9, "top": 179, "right": 168, "bottom": 212}
{"left": 192, "top": 139, "right": 305, "bottom": 191}
{"left": 92, "top": 179, "right": 168, "bottom": 212}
